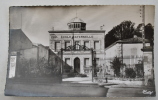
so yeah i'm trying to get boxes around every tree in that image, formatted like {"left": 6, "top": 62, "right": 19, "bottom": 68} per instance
{"left": 145, "top": 23, "right": 154, "bottom": 46}
{"left": 105, "top": 21, "right": 136, "bottom": 48}
{"left": 133, "top": 23, "right": 154, "bottom": 46}
{"left": 110, "top": 56, "right": 122, "bottom": 77}
{"left": 105, "top": 21, "right": 154, "bottom": 48}
{"left": 113, "top": 21, "right": 135, "bottom": 39}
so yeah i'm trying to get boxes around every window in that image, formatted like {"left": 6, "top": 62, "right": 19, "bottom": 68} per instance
{"left": 71, "top": 24, "right": 73, "bottom": 29}
{"left": 65, "top": 41, "right": 70, "bottom": 49}
{"left": 76, "top": 24, "right": 78, "bottom": 28}
{"left": 94, "top": 41, "right": 100, "bottom": 50}
{"left": 84, "top": 58, "right": 89, "bottom": 66}
{"left": 69, "top": 24, "right": 71, "bottom": 29}
{"left": 75, "top": 41, "right": 79, "bottom": 45}
{"left": 84, "top": 41, "right": 89, "bottom": 48}
{"left": 95, "top": 58, "right": 99, "bottom": 66}
{"left": 65, "top": 58, "right": 70, "bottom": 65}
{"left": 72, "top": 24, "right": 74, "bottom": 28}
{"left": 78, "top": 24, "right": 81, "bottom": 28}
{"left": 75, "top": 41, "right": 80, "bottom": 49}
{"left": 55, "top": 41, "right": 60, "bottom": 51}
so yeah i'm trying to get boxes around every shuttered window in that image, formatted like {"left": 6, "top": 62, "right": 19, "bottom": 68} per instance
{"left": 75, "top": 41, "right": 80, "bottom": 49}
{"left": 84, "top": 58, "right": 89, "bottom": 66}
{"left": 96, "top": 58, "right": 99, "bottom": 66}
{"left": 94, "top": 41, "right": 100, "bottom": 50}
{"left": 55, "top": 41, "right": 60, "bottom": 51}
{"left": 84, "top": 41, "right": 89, "bottom": 48}
{"left": 65, "top": 41, "right": 70, "bottom": 49}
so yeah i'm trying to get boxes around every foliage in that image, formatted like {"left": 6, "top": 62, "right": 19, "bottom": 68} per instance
{"left": 125, "top": 68, "right": 136, "bottom": 78}
{"left": 67, "top": 72, "right": 76, "bottom": 77}
{"left": 135, "top": 23, "right": 154, "bottom": 46}
{"left": 135, "top": 60, "right": 144, "bottom": 78}
{"left": 148, "top": 78, "right": 155, "bottom": 86}
{"left": 145, "top": 23, "right": 154, "bottom": 45}
{"left": 105, "top": 21, "right": 136, "bottom": 48}
{"left": 67, "top": 73, "right": 87, "bottom": 77}
{"left": 105, "top": 20, "right": 154, "bottom": 48}
{"left": 76, "top": 74, "right": 87, "bottom": 77}
{"left": 110, "top": 56, "right": 122, "bottom": 77}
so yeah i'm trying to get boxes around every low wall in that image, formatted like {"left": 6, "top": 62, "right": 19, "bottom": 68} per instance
{"left": 107, "top": 80, "right": 144, "bottom": 86}
{"left": 94, "top": 77, "right": 145, "bottom": 86}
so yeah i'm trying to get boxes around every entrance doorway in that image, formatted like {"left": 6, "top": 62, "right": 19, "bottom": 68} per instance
{"left": 74, "top": 57, "right": 80, "bottom": 73}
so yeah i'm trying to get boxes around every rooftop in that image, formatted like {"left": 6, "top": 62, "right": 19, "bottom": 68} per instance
{"left": 105, "top": 36, "right": 150, "bottom": 50}
{"left": 117, "top": 37, "right": 150, "bottom": 43}
{"left": 68, "top": 17, "right": 85, "bottom": 23}
{"left": 48, "top": 30, "right": 105, "bottom": 33}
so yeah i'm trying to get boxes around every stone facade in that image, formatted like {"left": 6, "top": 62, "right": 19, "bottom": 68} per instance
{"left": 49, "top": 17, "right": 106, "bottom": 76}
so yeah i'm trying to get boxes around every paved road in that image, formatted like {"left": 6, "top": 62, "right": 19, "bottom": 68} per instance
{"left": 5, "top": 77, "right": 156, "bottom": 97}
{"left": 5, "top": 82, "right": 108, "bottom": 97}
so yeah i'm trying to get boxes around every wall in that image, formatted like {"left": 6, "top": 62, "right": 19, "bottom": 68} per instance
{"left": 49, "top": 32, "right": 105, "bottom": 53}
{"left": 143, "top": 51, "right": 154, "bottom": 86}
{"left": 9, "top": 29, "right": 33, "bottom": 51}
{"left": 105, "top": 43, "right": 144, "bottom": 76}
{"left": 105, "top": 43, "right": 119, "bottom": 75}
{"left": 7, "top": 45, "right": 64, "bottom": 85}
{"left": 38, "top": 44, "right": 49, "bottom": 61}
{"left": 49, "top": 49, "right": 72, "bottom": 75}
{"left": 17, "top": 47, "right": 38, "bottom": 78}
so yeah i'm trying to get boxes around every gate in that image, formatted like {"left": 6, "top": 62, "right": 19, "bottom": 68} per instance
{"left": 58, "top": 44, "right": 97, "bottom": 82}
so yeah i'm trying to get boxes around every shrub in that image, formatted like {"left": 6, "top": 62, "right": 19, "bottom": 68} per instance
{"left": 148, "top": 78, "right": 155, "bottom": 86}
{"left": 76, "top": 74, "right": 87, "bottom": 77}
{"left": 125, "top": 68, "right": 136, "bottom": 78}
{"left": 67, "top": 72, "right": 75, "bottom": 77}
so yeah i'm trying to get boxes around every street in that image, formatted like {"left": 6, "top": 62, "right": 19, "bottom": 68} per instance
{"left": 5, "top": 78, "right": 108, "bottom": 97}
{"left": 5, "top": 77, "right": 156, "bottom": 97}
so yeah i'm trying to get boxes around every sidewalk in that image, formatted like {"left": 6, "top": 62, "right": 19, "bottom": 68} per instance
{"left": 63, "top": 77, "right": 97, "bottom": 84}
{"left": 98, "top": 79, "right": 156, "bottom": 97}
{"left": 106, "top": 86, "right": 156, "bottom": 97}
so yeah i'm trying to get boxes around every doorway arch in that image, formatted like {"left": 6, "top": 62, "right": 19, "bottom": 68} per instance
{"left": 74, "top": 57, "right": 80, "bottom": 73}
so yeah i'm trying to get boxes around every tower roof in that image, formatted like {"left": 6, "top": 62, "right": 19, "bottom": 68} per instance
{"left": 68, "top": 17, "right": 84, "bottom": 23}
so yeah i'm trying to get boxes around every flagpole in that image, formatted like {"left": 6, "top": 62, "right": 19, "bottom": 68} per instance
{"left": 72, "top": 26, "right": 75, "bottom": 46}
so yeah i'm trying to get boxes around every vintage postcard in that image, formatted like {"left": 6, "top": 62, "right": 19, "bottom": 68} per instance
{"left": 5, "top": 5, "right": 155, "bottom": 97}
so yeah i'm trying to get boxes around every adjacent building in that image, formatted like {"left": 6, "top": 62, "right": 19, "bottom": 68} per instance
{"left": 7, "top": 29, "right": 63, "bottom": 84}
{"left": 105, "top": 35, "right": 150, "bottom": 77}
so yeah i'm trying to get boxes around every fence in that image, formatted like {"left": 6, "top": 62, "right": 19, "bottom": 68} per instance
{"left": 96, "top": 55, "right": 144, "bottom": 79}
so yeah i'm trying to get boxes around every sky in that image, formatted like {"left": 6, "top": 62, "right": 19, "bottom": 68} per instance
{"left": 10, "top": 6, "right": 155, "bottom": 46}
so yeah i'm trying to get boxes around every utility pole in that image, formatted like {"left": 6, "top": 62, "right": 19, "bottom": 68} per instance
{"left": 142, "top": 5, "right": 145, "bottom": 48}
{"left": 121, "top": 34, "right": 123, "bottom": 77}
{"left": 141, "top": 5, "right": 145, "bottom": 78}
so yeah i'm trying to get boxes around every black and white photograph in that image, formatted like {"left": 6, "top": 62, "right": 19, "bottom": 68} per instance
{"left": 5, "top": 5, "right": 155, "bottom": 97}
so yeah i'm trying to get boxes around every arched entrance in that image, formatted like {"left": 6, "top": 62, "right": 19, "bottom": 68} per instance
{"left": 74, "top": 57, "right": 80, "bottom": 73}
